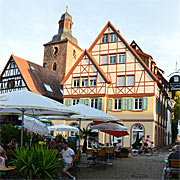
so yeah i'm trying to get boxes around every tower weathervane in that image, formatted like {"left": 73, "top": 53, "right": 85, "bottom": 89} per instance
{"left": 66, "top": 4, "right": 68, "bottom": 12}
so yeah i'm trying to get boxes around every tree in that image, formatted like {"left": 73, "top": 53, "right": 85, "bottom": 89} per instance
{"left": 172, "top": 91, "right": 180, "bottom": 140}
{"left": 80, "top": 128, "right": 93, "bottom": 153}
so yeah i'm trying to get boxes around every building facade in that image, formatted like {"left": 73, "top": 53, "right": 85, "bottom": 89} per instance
{"left": 61, "top": 21, "right": 172, "bottom": 148}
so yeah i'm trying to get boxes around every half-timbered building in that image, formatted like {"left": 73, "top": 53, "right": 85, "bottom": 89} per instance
{"left": 61, "top": 21, "right": 172, "bottom": 148}
{"left": 0, "top": 54, "right": 63, "bottom": 124}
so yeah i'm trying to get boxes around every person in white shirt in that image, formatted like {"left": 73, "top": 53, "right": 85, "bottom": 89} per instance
{"left": 114, "top": 139, "right": 122, "bottom": 156}
{"left": 0, "top": 149, "right": 7, "bottom": 167}
{"left": 61, "top": 141, "right": 76, "bottom": 180}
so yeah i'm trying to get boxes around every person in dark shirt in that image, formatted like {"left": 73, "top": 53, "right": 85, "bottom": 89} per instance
{"left": 168, "top": 145, "right": 180, "bottom": 160}
{"left": 162, "top": 145, "right": 180, "bottom": 180}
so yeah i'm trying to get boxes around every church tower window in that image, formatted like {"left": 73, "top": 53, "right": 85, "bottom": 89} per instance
{"left": 53, "top": 62, "right": 57, "bottom": 71}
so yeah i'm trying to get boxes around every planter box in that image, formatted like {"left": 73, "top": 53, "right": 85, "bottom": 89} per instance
{"left": 119, "top": 152, "right": 129, "bottom": 158}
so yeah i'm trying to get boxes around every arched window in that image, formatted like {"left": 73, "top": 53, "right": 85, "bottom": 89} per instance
{"left": 87, "top": 123, "right": 99, "bottom": 148}
{"left": 53, "top": 62, "right": 57, "bottom": 71}
{"left": 132, "top": 124, "right": 144, "bottom": 144}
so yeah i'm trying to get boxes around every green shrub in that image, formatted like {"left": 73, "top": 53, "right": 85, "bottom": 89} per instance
{"left": 9, "top": 145, "right": 62, "bottom": 179}
{"left": 120, "top": 147, "right": 130, "bottom": 153}
{"left": 1, "top": 124, "right": 43, "bottom": 147}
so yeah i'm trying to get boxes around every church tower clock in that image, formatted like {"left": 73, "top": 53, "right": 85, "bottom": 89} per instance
{"left": 43, "top": 9, "right": 82, "bottom": 81}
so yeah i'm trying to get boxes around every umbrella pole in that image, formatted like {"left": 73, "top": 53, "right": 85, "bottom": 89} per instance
{"left": 30, "top": 133, "right": 33, "bottom": 147}
{"left": 78, "top": 118, "right": 81, "bottom": 151}
{"left": 21, "top": 111, "right": 25, "bottom": 147}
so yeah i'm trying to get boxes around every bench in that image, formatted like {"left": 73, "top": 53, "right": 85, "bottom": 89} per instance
{"left": 162, "top": 159, "right": 180, "bottom": 180}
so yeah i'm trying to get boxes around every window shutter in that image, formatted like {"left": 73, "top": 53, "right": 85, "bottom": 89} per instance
{"left": 79, "top": 98, "right": 84, "bottom": 104}
{"left": 108, "top": 99, "right": 112, "bottom": 111}
{"left": 67, "top": 99, "right": 71, "bottom": 106}
{"left": 128, "top": 98, "right": 133, "bottom": 111}
{"left": 85, "top": 98, "right": 89, "bottom": 106}
{"left": 98, "top": 98, "right": 103, "bottom": 110}
{"left": 64, "top": 99, "right": 68, "bottom": 106}
{"left": 143, "top": 97, "right": 148, "bottom": 110}
{"left": 122, "top": 99, "right": 127, "bottom": 111}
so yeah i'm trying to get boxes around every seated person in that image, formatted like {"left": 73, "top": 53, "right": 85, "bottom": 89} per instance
{"left": 162, "top": 145, "right": 180, "bottom": 180}
{"left": 114, "top": 139, "right": 122, "bottom": 156}
{"left": 7, "top": 139, "right": 18, "bottom": 150}
{"left": 0, "top": 149, "right": 7, "bottom": 168}
{"left": 91, "top": 138, "right": 100, "bottom": 150}
{"left": 60, "top": 141, "right": 76, "bottom": 180}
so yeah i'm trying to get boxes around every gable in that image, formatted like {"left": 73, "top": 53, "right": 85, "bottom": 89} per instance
{"left": 88, "top": 21, "right": 158, "bottom": 82}
{"left": 0, "top": 56, "right": 28, "bottom": 94}
{"left": 61, "top": 50, "right": 110, "bottom": 85}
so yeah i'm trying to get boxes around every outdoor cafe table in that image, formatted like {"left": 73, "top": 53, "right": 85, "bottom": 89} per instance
{"left": 0, "top": 166, "right": 16, "bottom": 177}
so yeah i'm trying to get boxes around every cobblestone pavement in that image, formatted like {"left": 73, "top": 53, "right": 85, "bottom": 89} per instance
{"left": 77, "top": 149, "right": 171, "bottom": 180}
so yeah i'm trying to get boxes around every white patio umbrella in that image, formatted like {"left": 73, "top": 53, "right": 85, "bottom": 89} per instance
{"left": 19, "top": 115, "right": 49, "bottom": 146}
{"left": 40, "top": 104, "right": 121, "bottom": 129}
{"left": 0, "top": 90, "right": 78, "bottom": 146}
{"left": 48, "top": 124, "right": 79, "bottom": 132}
{"left": 19, "top": 115, "right": 49, "bottom": 136}
{"left": 91, "top": 122, "right": 129, "bottom": 141}
{"left": 91, "top": 122, "right": 128, "bottom": 131}
{"left": 68, "top": 104, "right": 120, "bottom": 121}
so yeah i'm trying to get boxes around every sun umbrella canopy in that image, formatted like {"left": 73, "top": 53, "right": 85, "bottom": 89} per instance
{"left": 67, "top": 104, "right": 121, "bottom": 121}
{"left": 0, "top": 90, "right": 77, "bottom": 116}
{"left": 19, "top": 116, "right": 49, "bottom": 136}
{"left": 91, "top": 122, "right": 129, "bottom": 137}
{"left": 48, "top": 124, "right": 79, "bottom": 132}
{"left": 92, "top": 122, "right": 128, "bottom": 131}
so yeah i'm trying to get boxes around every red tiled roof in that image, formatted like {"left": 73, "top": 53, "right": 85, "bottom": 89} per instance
{"left": 11, "top": 54, "right": 62, "bottom": 101}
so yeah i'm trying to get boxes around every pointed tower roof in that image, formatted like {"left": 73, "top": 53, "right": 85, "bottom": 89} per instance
{"left": 44, "top": 9, "right": 78, "bottom": 46}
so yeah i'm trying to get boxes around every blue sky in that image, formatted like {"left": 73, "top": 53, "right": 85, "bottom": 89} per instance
{"left": 0, "top": 0, "right": 179, "bottom": 79}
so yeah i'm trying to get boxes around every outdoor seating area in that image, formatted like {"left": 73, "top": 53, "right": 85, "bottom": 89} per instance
{"left": 0, "top": 90, "right": 129, "bottom": 179}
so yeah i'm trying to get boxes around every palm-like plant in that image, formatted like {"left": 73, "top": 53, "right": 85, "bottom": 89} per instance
{"left": 80, "top": 128, "right": 93, "bottom": 153}
{"left": 10, "top": 145, "right": 62, "bottom": 179}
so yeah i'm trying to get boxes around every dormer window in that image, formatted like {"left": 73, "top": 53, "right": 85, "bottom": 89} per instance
{"left": 30, "top": 65, "right": 35, "bottom": 71}
{"left": 102, "top": 34, "right": 108, "bottom": 43}
{"left": 44, "top": 84, "right": 53, "bottom": 92}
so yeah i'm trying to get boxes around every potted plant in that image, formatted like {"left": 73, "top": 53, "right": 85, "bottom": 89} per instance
{"left": 120, "top": 147, "right": 130, "bottom": 158}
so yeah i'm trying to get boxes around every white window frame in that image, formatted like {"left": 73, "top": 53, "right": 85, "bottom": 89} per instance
{"left": 110, "top": 34, "right": 117, "bottom": 42}
{"left": 110, "top": 55, "right": 116, "bottom": 64}
{"left": 90, "top": 77, "right": 97, "bottom": 87}
{"left": 114, "top": 99, "right": 122, "bottom": 111}
{"left": 118, "top": 54, "right": 126, "bottom": 63}
{"left": 134, "top": 98, "right": 143, "bottom": 110}
{"left": 91, "top": 98, "right": 98, "bottom": 109}
{"left": 73, "top": 78, "right": 80, "bottom": 87}
{"left": 73, "top": 99, "right": 79, "bottom": 105}
{"left": 44, "top": 84, "right": 53, "bottom": 92}
{"left": 117, "top": 76, "right": 125, "bottom": 87}
{"left": 101, "top": 55, "right": 108, "bottom": 65}
{"left": 126, "top": 75, "right": 135, "bottom": 86}
{"left": 102, "top": 34, "right": 108, "bottom": 43}
{"left": 81, "top": 77, "right": 88, "bottom": 87}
